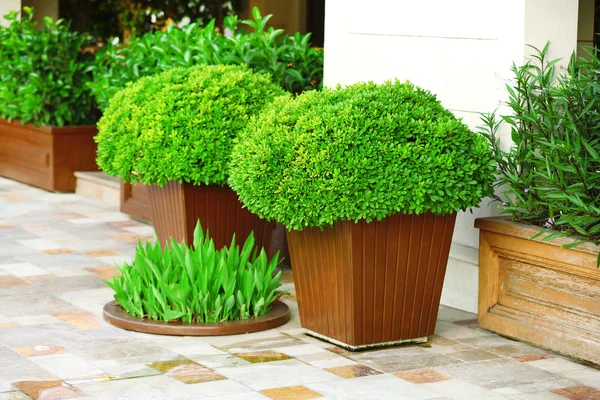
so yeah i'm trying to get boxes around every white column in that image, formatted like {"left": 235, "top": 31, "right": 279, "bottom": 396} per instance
{"left": 323, "top": 0, "right": 580, "bottom": 312}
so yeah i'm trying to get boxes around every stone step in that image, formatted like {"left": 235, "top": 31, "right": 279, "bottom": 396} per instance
{"left": 74, "top": 171, "right": 120, "bottom": 208}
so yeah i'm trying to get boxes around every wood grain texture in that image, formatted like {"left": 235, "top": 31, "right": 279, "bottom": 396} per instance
{"left": 0, "top": 118, "right": 98, "bottom": 192}
{"left": 287, "top": 213, "right": 457, "bottom": 348}
{"left": 120, "top": 182, "right": 152, "bottom": 223}
{"left": 477, "top": 217, "right": 600, "bottom": 365}
{"left": 148, "top": 182, "right": 275, "bottom": 254}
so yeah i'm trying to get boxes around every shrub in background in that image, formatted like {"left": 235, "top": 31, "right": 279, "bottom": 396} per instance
{"left": 229, "top": 80, "right": 496, "bottom": 230}
{"left": 90, "top": 7, "right": 323, "bottom": 109}
{"left": 106, "top": 222, "right": 284, "bottom": 323}
{"left": 481, "top": 44, "right": 600, "bottom": 256}
{"left": 96, "top": 65, "right": 287, "bottom": 186}
{"left": 0, "top": 8, "right": 96, "bottom": 126}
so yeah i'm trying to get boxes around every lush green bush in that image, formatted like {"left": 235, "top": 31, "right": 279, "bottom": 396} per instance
{"left": 106, "top": 222, "right": 284, "bottom": 323}
{"left": 229, "top": 80, "right": 495, "bottom": 230}
{"left": 0, "top": 8, "right": 96, "bottom": 126}
{"left": 90, "top": 7, "right": 323, "bottom": 110}
{"left": 480, "top": 44, "right": 600, "bottom": 260}
{"left": 96, "top": 65, "right": 287, "bottom": 186}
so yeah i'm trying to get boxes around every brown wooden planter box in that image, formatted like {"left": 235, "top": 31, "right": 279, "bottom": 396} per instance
{"left": 287, "top": 213, "right": 457, "bottom": 350}
{"left": 149, "top": 181, "right": 275, "bottom": 252}
{"left": 0, "top": 118, "right": 98, "bottom": 192}
{"left": 476, "top": 217, "right": 600, "bottom": 365}
{"left": 121, "top": 182, "right": 152, "bottom": 223}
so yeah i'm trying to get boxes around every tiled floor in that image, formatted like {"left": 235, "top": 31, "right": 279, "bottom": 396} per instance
{"left": 0, "top": 176, "right": 599, "bottom": 400}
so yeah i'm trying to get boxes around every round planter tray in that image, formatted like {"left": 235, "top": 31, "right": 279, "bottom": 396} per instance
{"left": 103, "top": 300, "right": 290, "bottom": 336}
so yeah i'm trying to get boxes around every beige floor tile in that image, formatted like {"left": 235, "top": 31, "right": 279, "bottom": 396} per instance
{"left": 261, "top": 385, "right": 324, "bottom": 400}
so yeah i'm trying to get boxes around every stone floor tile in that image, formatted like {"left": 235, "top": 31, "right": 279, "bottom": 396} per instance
{"left": 235, "top": 350, "right": 293, "bottom": 363}
{"left": 306, "top": 374, "right": 439, "bottom": 400}
{"left": 89, "top": 359, "right": 162, "bottom": 380}
{"left": 148, "top": 359, "right": 226, "bottom": 384}
{"left": 12, "top": 344, "right": 67, "bottom": 357}
{"left": 42, "top": 249, "right": 75, "bottom": 255}
{"left": 453, "top": 319, "right": 479, "bottom": 326}
{"left": 0, "top": 294, "right": 83, "bottom": 318}
{"left": 0, "top": 323, "right": 87, "bottom": 348}
{"left": 323, "top": 364, "right": 383, "bottom": 379}
{"left": 509, "top": 391, "right": 567, "bottom": 399}
{"left": 191, "top": 354, "right": 252, "bottom": 369}
{"left": 0, "top": 276, "right": 32, "bottom": 289}
{"left": 16, "top": 240, "right": 62, "bottom": 252}
{"left": 185, "top": 379, "right": 256, "bottom": 398}
{"left": 395, "top": 369, "right": 453, "bottom": 384}
{"left": 51, "top": 312, "right": 104, "bottom": 330}
{"left": 216, "top": 359, "right": 341, "bottom": 391}
{"left": 30, "top": 354, "right": 108, "bottom": 380}
{"left": 31, "top": 276, "right": 106, "bottom": 294}
{"left": 295, "top": 352, "right": 356, "bottom": 369}
{"left": 271, "top": 344, "right": 330, "bottom": 357}
{"left": 205, "top": 393, "right": 270, "bottom": 400}
{"left": 56, "top": 288, "right": 114, "bottom": 315}
{"left": 559, "top": 368, "right": 600, "bottom": 390}
{"left": 0, "top": 391, "right": 31, "bottom": 400}
{"left": 74, "top": 375, "right": 207, "bottom": 400}
{"left": 434, "top": 359, "right": 566, "bottom": 390}
{"left": 82, "top": 251, "right": 119, "bottom": 258}
{"left": 525, "top": 358, "right": 591, "bottom": 374}
{"left": 447, "top": 349, "right": 501, "bottom": 362}
{"left": 515, "top": 354, "right": 556, "bottom": 363}
{"left": 162, "top": 343, "right": 226, "bottom": 358}
{"left": 83, "top": 266, "right": 120, "bottom": 280}
{"left": 421, "top": 378, "right": 510, "bottom": 400}
{"left": 0, "top": 265, "right": 48, "bottom": 278}
{"left": 64, "top": 338, "right": 179, "bottom": 362}
{"left": 550, "top": 385, "right": 600, "bottom": 400}
{"left": 350, "top": 346, "right": 463, "bottom": 373}
{"left": 12, "top": 380, "right": 83, "bottom": 400}
{"left": 261, "top": 385, "right": 324, "bottom": 400}
{"left": 437, "top": 306, "right": 477, "bottom": 323}
{"left": 434, "top": 321, "right": 493, "bottom": 340}
{"left": 219, "top": 334, "right": 305, "bottom": 352}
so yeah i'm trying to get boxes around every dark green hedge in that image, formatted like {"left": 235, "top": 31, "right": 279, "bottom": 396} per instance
{"left": 229, "top": 80, "right": 495, "bottom": 230}
{"left": 96, "top": 65, "right": 287, "bottom": 185}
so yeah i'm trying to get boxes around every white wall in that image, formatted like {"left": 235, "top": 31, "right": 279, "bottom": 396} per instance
{"left": 0, "top": 0, "right": 20, "bottom": 26}
{"left": 324, "top": 0, "right": 580, "bottom": 312}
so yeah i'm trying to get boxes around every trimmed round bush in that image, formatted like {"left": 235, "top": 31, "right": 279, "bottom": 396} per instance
{"left": 95, "top": 65, "right": 288, "bottom": 186}
{"left": 229, "top": 80, "right": 496, "bottom": 230}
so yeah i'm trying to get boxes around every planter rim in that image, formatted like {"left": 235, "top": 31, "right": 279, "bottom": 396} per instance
{"left": 103, "top": 300, "right": 291, "bottom": 336}
{"left": 0, "top": 117, "right": 97, "bottom": 134}
{"left": 475, "top": 216, "right": 599, "bottom": 255}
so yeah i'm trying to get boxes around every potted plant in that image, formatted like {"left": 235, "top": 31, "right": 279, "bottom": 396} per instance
{"left": 103, "top": 221, "right": 290, "bottom": 335}
{"left": 476, "top": 45, "right": 600, "bottom": 364}
{"left": 0, "top": 8, "right": 98, "bottom": 192}
{"left": 229, "top": 81, "right": 495, "bottom": 349}
{"left": 90, "top": 7, "right": 323, "bottom": 222}
{"left": 95, "top": 64, "right": 287, "bottom": 249}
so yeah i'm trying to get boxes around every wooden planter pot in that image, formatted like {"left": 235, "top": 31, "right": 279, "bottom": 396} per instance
{"left": 121, "top": 182, "right": 152, "bottom": 223}
{"left": 149, "top": 181, "right": 275, "bottom": 252}
{"left": 476, "top": 217, "right": 600, "bottom": 365}
{"left": 0, "top": 118, "right": 98, "bottom": 191}
{"left": 287, "top": 213, "right": 457, "bottom": 350}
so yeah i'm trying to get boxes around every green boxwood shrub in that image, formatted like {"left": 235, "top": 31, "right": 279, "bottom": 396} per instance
{"left": 106, "top": 222, "right": 284, "bottom": 323}
{"left": 0, "top": 8, "right": 96, "bottom": 127}
{"left": 229, "top": 81, "right": 496, "bottom": 230}
{"left": 96, "top": 65, "right": 287, "bottom": 186}
{"left": 90, "top": 7, "right": 323, "bottom": 110}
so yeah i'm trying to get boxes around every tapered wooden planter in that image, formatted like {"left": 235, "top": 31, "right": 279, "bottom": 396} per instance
{"left": 476, "top": 217, "right": 600, "bottom": 365}
{"left": 121, "top": 182, "right": 152, "bottom": 223}
{"left": 0, "top": 118, "right": 98, "bottom": 191}
{"left": 287, "top": 213, "right": 457, "bottom": 350}
{"left": 149, "top": 181, "right": 275, "bottom": 251}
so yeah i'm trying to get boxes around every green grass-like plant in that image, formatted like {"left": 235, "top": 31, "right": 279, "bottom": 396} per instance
{"left": 229, "top": 80, "right": 496, "bottom": 230}
{"left": 480, "top": 43, "right": 600, "bottom": 265}
{"left": 0, "top": 8, "right": 96, "bottom": 127}
{"left": 90, "top": 7, "right": 323, "bottom": 110}
{"left": 106, "top": 222, "right": 284, "bottom": 323}
{"left": 95, "top": 64, "right": 287, "bottom": 186}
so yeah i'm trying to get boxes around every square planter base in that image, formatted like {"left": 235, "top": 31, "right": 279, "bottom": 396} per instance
{"left": 306, "top": 330, "right": 428, "bottom": 351}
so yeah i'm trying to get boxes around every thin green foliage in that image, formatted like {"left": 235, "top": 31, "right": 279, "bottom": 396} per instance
{"left": 95, "top": 64, "right": 287, "bottom": 186}
{"left": 90, "top": 7, "right": 323, "bottom": 109}
{"left": 229, "top": 80, "right": 495, "bottom": 230}
{"left": 105, "top": 222, "right": 284, "bottom": 323}
{"left": 0, "top": 8, "right": 96, "bottom": 126}
{"left": 480, "top": 43, "right": 600, "bottom": 266}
